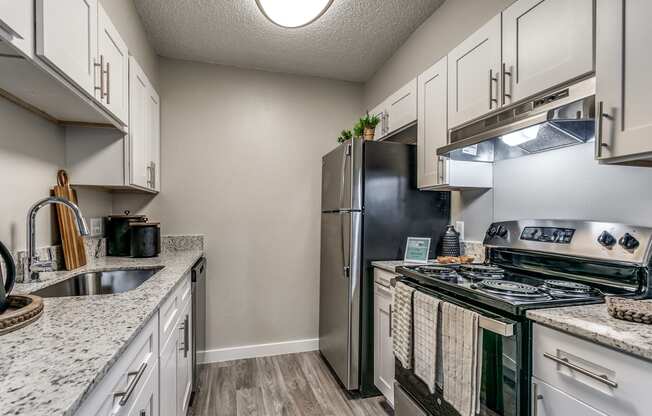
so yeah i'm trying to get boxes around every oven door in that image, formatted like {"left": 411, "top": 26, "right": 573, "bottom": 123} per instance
{"left": 394, "top": 279, "right": 526, "bottom": 416}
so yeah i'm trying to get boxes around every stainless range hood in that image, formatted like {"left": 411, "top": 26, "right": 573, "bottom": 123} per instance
{"left": 438, "top": 77, "right": 595, "bottom": 162}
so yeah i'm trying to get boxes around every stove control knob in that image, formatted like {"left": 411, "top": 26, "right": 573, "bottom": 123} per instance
{"left": 597, "top": 231, "right": 616, "bottom": 247}
{"left": 487, "top": 225, "right": 498, "bottom": 237}
{"left": 497, "top": 226, "right": 508, "bottom": 238}
{"left": 619, "top": 233, "right": 640, "bottom": 251}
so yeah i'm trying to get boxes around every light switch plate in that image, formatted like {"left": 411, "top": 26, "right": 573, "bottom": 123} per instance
{"left": 456, "top": 221, "right": 465, "bottom": 241}
{"left": 89, "top": 217, "right": 104, "bottom": 237}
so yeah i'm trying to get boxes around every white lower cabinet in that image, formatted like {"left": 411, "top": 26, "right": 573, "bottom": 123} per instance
{"left": 532, "top": 376, "right": 607, "bottom": 416}
{"left": 374, "top": 268, "right": 395, "bottom": 406}
{"left": 74, "top": 315, "right": 159, "bottom": 416}
{"left": 76, "top": 273, "right": 193, "bottom": 416}
{"left": 532, "top": 323, "right": 652, "bottom": 416}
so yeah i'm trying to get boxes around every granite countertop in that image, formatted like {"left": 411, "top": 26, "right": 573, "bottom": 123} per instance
{"left": 527, "top": 302, "right": 652, "bottom": 362}
{"left": 0, "top": 249, "right": 204, "bottom": 416}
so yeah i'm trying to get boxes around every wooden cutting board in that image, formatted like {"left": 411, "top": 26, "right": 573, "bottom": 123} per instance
{"left": 53, "top": 170, "right": 87, "bottom": 270}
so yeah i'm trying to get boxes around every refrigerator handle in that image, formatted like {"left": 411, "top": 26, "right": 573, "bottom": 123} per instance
{"left": 338, "top": 143, "right": 351, "bottom": 210}
{"left": 341, "top": 212, "right": 350, "bottom": 278}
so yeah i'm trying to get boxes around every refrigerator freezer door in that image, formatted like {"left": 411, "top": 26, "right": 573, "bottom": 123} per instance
{"left": 321, "top": 139, "right": 362, "bottom": 212}
{"left": 319, "top": 211, "right": 361, "bottom": 390}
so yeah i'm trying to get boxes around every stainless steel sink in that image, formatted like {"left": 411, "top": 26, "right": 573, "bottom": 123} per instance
{"left": 33, "top": 267, "right": 163, "bottom": 298}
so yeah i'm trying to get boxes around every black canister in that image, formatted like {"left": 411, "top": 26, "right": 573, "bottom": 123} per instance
{"left": 440, "top": 225, "right": 461, "bottom": 256}
{"left": 106, "top": 211, "right": 148, "bottom": 256}
{"left": 130, "top": 222, "right": 161, "bottom": 258}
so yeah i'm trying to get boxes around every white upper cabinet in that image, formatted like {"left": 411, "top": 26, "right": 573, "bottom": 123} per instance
{"left": 369, "top": 101, "right": 387, "bottom": 140}
{"left": 417, "top": 57, "right": 448, "bottom": 189}
{"left": 36, "top": 0, "right": 98, "bottom": 95}
{"left": 0, "top": 0, "right": 33, "bottom": 55}
{"left": 595, "top": 0, "right": 652, "bottom": 163}
{"left": 129, "top": 56, "right": 161, "bottom": 192}
{"left": 97, "top": 4, "right": 129, "bottom": 125}
{"left": 502, "top": 0, "right": 594, "bottom": 104}
{"left": 386, "top": 78, "right": 417, "bottom": 135}
{"left": 447, "top": 14, "right": 502, "bottom": 128}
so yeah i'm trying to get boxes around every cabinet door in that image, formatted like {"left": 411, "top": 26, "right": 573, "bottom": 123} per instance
{"left": 97, "top": 4, "right": 129, "bottom": 125}
{"left": 374, "top": 283, "right": 394, "bottom": 405}
{"left": 417, "top": 57, "right": 448, "bottom": 190}
{"left": 177, "top": 303, "right": 192, "bottom": 416}
{"left": 532, "top": 377, "right": 607, "bottom": 416}
{"left": 595, "top": 0, "right": 652, "bottom": 161}
{"left": 369, "top": 102, "right": 387, "bottom": 140}
{"left": 447, "top": 14, "right": 501, "bottom": 128}
{"left": 159, "top": 326, "right": 178, "bottom": 416}
{"left": 502, "top": 0, "right": 593, "bottom": 104}
{"left": 387, "top": 78, "right": 417, "bottom": 135}
{"left": 126, "top": 363, "right": 159, "bottom": 416}
{"left": 129, "top": 56, "right": 151, "bottom": 189}
{"left": 148, "top": 86, "right": 161, "bottom": 192}
{"left": 36, "top": 0, "right": 98, "bottom": 95}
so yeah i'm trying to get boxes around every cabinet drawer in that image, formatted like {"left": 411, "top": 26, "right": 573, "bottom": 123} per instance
{"left": 159, "top": 273, "right": 191, "bottom": 350}
{"left": 532, "top": 376, "right": 607, "bottom": 416}
{"left": 533, "top": 323, "right": 652, "bottom": 416}
{"left": 74, "top": 315, "right": 159, "bottom": 415}
{"left": 374, "top": 268, "right": 397, "bottom": 288}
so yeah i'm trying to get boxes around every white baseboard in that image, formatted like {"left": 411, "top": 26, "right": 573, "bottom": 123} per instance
{"left": 198, "top": 338, "right": 319, "bottom": 364}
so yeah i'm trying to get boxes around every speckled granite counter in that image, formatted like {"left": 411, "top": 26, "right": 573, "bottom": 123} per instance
{"left": 527, "top": 302, "right": 652, "bottom": 362}
{"left": 0, "top": 249, "right": 204, "bottom": 416}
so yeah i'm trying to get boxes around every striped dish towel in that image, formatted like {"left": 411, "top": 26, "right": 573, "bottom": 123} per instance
{"left": 413, "top": 291, "right": 441, "bottom": 393}
{"left": 441, "top": 302, "right": 483, "bottom": 416}
{"left": 392, "top": 282, "right": 415, "bottom": 369}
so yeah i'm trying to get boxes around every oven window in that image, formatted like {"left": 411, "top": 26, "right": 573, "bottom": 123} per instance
{"left": 481, "top": 330, "right": 518, "bottom": 416}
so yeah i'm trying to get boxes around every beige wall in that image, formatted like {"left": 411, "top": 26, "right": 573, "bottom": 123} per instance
{"left": 114, "top": 58, "right": 363, "bottom": 350}
{"left": 363, "top": 0, "right": 515, "bottom": 240}
{"left": 99, "top": 0, "right": 159, "bottom": 88}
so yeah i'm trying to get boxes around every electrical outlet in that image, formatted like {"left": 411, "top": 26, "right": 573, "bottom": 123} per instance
{"left": 456, "top": 221, "right": 465, "bottom": 241}
{"left": 89, "top": 217, "right": 104, "bottom": 237}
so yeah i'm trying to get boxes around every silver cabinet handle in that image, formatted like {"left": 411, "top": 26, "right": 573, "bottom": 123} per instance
{"left": 389, "top": 304, "right": 393, "bottom": 337}
{"left": 543, "top": 352, "right": 618, "bottom": 388}
{"left": 106, "top": 61, "right": 111, "bottom": 104}
{"left": 532, "top": 382, "right": 543, "bottom": 416}
{"left": 437, "top": 157, "right": 446, "bottom": 185}
{"left": 151, "top": 162, "right": 156, "bottom": 189}
{"left": 489, "top": 69, "right": 499, "bottom": 109}
{"left": 595, "top": 101, "right": 611, "bottom": 159}
{"left": 501, "top": 63, "right": 512, "bottom": 105}
{"left": 146, "top": 164, "right": 153, "bottom": 188}
{"left": 94, "top": 55, "right": 104, "bottom": 97}
{"left": 179, "top": 319, "right": 186, "bottom": 352}
{"left": 114, "top": 362, "right": 148, "bottom": 406}
{"left": 184, "top": 314, "right": 190, "bottom": 357}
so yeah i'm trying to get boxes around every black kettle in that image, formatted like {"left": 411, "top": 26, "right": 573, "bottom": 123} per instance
{"left": 0, "top": 241, "right": 16, "bottom": 314}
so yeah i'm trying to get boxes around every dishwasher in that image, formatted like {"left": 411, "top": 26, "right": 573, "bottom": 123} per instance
{"left": 190, "top": 257, "right": 206, "bottom": 401}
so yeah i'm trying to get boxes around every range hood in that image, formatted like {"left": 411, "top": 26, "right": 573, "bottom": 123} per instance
{"left": 438, "top": 77, "right": 596, "bottom": 162}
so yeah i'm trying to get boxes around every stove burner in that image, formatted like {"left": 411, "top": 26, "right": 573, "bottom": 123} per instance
{"left": 477, "top": 280, "right": 542, "bottom": 297}
{"left": 459, "top": 264, "right": 505, "bottom": 280}
{"left": 415, "top": 265, "right": 459, "bottom": 281}
{"left": 543, "top": 279, "right": 592, "bottom": 292}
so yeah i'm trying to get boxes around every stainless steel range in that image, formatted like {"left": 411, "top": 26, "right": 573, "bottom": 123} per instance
{"left": 394, "top": 220, "right": 652, "bottom": 416}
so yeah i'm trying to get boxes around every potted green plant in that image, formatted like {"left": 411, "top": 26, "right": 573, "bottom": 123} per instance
{"left": 353, "top": 120, "right": 364, "bottom": 139}
{"left": 337, "top": 129, "right": 353, "bottom": 144}
{"left": 360, "top": 113, "right": 380, "bottom": 141}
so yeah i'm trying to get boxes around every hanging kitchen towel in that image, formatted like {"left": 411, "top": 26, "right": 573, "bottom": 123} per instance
{"left": 413, "top": 290, "right": 441, "bottom": 393}
{"left": 441, "top": 302, "right": 482, "bottom": 416}
{"left": 392, "top": 281, "right": 415, "bottom": 369}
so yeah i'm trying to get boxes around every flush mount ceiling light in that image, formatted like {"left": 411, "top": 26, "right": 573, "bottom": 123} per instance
{"left": 255, "top": 0, "right": 334, "bottom": 28}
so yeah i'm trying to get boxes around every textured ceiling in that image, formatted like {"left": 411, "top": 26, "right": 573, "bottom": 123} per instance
{"left": 133, "top": 0, "right": 445, "bottom": 82}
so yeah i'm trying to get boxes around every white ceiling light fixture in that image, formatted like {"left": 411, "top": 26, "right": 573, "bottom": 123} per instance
{"left": 255, "top": 0, "right": 334, "bottom": 28}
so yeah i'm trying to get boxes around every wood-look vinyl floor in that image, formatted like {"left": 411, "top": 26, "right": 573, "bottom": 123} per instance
{"left": 189, "top": 351, "right": 394, "bottom": 416}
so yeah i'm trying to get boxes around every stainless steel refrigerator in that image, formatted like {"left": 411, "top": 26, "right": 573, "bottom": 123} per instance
{"left": 319, "top": 138, "right": 450, "bottom": 395}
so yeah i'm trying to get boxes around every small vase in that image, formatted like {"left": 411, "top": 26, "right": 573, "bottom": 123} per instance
{"left": 363, "top": 127, "right": 375, "bottom": 141}
{"left": 440, "top": 225, "right": 461, "bottom": 257}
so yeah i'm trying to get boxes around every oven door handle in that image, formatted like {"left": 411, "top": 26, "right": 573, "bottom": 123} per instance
{"left": 478, "top": 315, "right": 514, "bottom": 337}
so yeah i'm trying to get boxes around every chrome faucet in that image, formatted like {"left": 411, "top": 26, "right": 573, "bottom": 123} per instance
{"left": 25, "top": 197, "right": 89, "bottom": 281}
